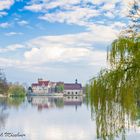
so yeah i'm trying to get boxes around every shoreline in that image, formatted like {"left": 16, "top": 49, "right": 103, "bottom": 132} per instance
{"left": 27, "top": 92, "right": 85, "bottom": 97}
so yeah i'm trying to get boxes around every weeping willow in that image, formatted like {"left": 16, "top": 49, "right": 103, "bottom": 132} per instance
{"left": 87, "top": 1, "right": 140, "bottom": 140}
{"left": 87, "top": 67, "right": 139, "bottom": 140}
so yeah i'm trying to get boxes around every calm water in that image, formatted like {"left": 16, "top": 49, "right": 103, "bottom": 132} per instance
{"left": 0, "top": 96, "right": 140, "bottom": 140}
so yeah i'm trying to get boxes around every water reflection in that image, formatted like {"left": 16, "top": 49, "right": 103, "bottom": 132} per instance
{"left": 27, "top": 96, "right": 83, "bottom": 111}
{"left": 0, "top": 94, "right": 140, "bottom": 140}
{"left": 87, "top": 79, "right": 140, "bottom": 140}
{"left": 0, "top": 97, "right": 25, "bottom": 131}
{"left": 0, "top": 98, "right": 8, "bottom": 130}
{"left": 7, "top": 97, "right": 25, "bottom": 108}
{"left": 0, "top": 96, "right": 95, "bottom": 140}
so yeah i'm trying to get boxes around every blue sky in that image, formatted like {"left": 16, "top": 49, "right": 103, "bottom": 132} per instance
{"left": 0, "top": 0, "right": 130, "bottom": 85}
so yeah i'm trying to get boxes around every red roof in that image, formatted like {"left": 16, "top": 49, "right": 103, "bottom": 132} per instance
{"left": 38, "top": 81, "right": 49, "bottom": 86}
{"left": 32, "top": 80, "right": 49, "bottom": 87}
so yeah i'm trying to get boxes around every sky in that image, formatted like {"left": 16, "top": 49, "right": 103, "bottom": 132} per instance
{"left": 0, "top": 0, "right": 131, "bottom": 85}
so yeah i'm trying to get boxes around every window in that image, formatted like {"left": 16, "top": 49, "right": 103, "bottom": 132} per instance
{"left": 75, "top": 92, "right": 77, "bottom": 94}
{"left": 68, "top": 92, "right": 70, "bottom": 94}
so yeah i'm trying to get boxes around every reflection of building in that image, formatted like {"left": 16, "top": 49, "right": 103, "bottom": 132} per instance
{"left": 28, "top": 96, "right": 52, "bottom": 111}
{"left": 64, "top": 96, "right": 83, "bottom": 106}
{"left": 64, "top": 80, "right": 83, "bottom": 96}
{"left": 27, "top": 96, "right": 83, "bottom": 111}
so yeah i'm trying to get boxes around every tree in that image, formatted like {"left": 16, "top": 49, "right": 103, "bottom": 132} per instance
{"left": 87, "top": 1, "right": 140, "bottom": 140}
{"left": 55, "top": 84, "right": 64, "bottom": 93}
{"left": 0, "top": 69, "right": 8, "bottom": 95}
{"left": 8, "top": 84, "right": 26, "bottom": 97}
{"left": 120, "top": 0, "right": 140, "bottom": 37}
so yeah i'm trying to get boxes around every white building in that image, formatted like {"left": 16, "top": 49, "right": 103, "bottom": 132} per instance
{"left": 32, "top": 79, "right": 50, "bottom": 94}
{"left": 63, "top": 83, "right": 83, "bottom": 96}
{"left": 31, "top": 79, "right": 83, "bottom": 96}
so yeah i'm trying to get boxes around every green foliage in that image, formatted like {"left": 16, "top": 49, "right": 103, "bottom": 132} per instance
{"left": 0, "top": 70, "right": 8, "bottom": 95}
{"left": 54, "top": 98, "right": 64, "bottom": 108}
{"left": 7, "top": 97, "right": 25, "bottom": 108}
{"left": 56, "top": 84, "right": 64, "bottom": 93}
{"left": 0, "top": 83, "right": 8, "bottom": 95}
{"left": 8, "top": 85, "right": 26, "bottom": 97}
{"left": 86, "top": 1, "right": 140, "bottom": 140}
{"left": 108, "top": 37, "right": 140, "bottom": 70}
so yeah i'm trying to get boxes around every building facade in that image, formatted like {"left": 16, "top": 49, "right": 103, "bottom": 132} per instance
{"left": 31, "top": 79, "right": 83, "bottom": 96}
{"left": 63, "top": 83, "right": 83, "bottom": 96}
{"left": 32, "top": 79, "right": 50, "bottom": 94}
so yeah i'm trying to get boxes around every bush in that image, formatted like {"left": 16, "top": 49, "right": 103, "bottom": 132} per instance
{"left": 8, "top": 85, "right": 26, "bottom": 97}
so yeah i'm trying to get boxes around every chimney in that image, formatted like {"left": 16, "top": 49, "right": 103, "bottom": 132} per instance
{"left": 75, "top": 79, "right": 78, "bottom": 84}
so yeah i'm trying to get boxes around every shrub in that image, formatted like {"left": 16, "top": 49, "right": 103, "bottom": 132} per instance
{"left": 8, "top": 85, "right": 26, "bottom": 97}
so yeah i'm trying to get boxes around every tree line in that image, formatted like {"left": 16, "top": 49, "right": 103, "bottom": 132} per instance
{"left": 0, "top": 69, "right": 25, "bottom": 97}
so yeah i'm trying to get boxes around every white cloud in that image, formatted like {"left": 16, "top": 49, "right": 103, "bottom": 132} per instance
{"left": 0, "top": 12, "right": 7, "bottom": 17}
{"left": 104, "top": 12, "right": 115, "bottom": 18}
{"left": 89, "top": 51, "right": 107, "bottom": 66}
{"left": 24, "top": 46, "right": 92, "bottom": 63}
{"left": 0, "top": 44, "right": 24, "bottom": 52}
{"left": 102, "top": 2, "right": 116, "bottom": 11}
{"left": 23, "top": 30, "right": 112, "bottom": 66}
{"left": 91, "top": 0, "right": 109, "bottom": 4}
{"left": 5, "top": 32, "right": 23, "bottom": 36}
{"left": 27, "top": 27, "right": 117, "bottom": 47}
{"left": 24, "top": 0, "right": 131, "bottom": 30}
{"left": 24, "top": 33, "right": 94, "bottom": 64}
{"left": 92, "top": 0, "right": 129, "bottom": 5}
{"left": 0, "top": 57, "right": 20, "bottom": 67}
{"left": 87, "top": 24, "right": 118, "bottom": 41}
{"left": 24, "top": 4, "right": 43, "bottom": 12}
{"left": 24, "top": 0, "right": 80, "bottom": 12}
{"left": 0, "top": 0, "right": 124, "bottom": 74}
{"left": 0, "top": 29, "right": 110, "bottom": 71}
{"left": 0, "top": 22, "right": 10, "bottom": 28}
{"left": 1, "top": 0, "right": 131, "bottom": 73}
{"left": 111, "top": 22, "right": 126, "bottom": 29}
{"left": 17, "top": 20, "right": 28, "bottom": 26}
{"left": 0, "top": 57, "right": 55, "bottom": 73}
{"left": 0, "top": 0, "right": 14, "bottom": 10}
{"left": 25, "top": 0, "right": 99, "bottom": 28}
{"left": 0, "top": 0, "right": 134, "bottom": 83}
{"left": 39, "top": 7, "right": 100, "bottom": 26}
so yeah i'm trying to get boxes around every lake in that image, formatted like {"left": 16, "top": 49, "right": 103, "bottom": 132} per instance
{"left": 0, "top": 96, "right": 140, "bottom": 140}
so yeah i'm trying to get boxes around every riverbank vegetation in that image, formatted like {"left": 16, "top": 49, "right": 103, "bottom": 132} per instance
{"left": 8, "top": 84, "right": 26, "bottom": 97}
{"left": 0, "top": 70, "right": 26, "bottom": 97}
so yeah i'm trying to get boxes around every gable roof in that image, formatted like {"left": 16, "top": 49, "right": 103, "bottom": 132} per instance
{"left": 64, "top": 83, "right": 82, "bottom": 90}
{"left": 32, "top": 83, "right": 39, "bottom": 87}
{"left": 38, "top": 81, "right": 49, "bottom": 86}
{"left": 32, "top": 81, "right": 49, "bottom": 87}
